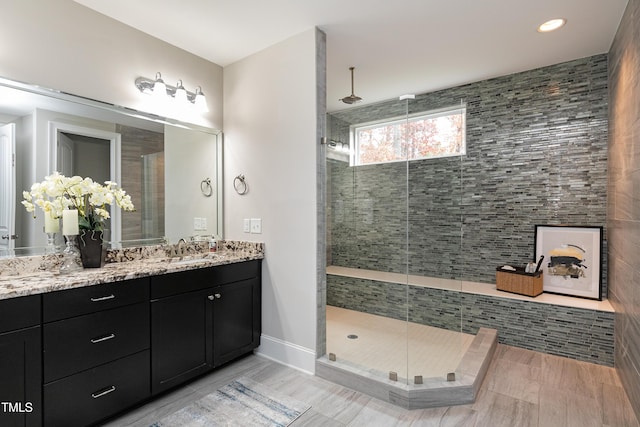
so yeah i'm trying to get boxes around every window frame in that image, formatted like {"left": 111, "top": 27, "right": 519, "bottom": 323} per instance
{"left": 350, "top": 104, "right": 467, "bottom": 166}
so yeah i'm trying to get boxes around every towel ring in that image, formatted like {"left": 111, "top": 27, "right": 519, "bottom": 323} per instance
{"left": 200, "top": 178, "right": 213, "bottom": 197}
{"left": 233, "top": 174, "right": 248, "bottom": 195}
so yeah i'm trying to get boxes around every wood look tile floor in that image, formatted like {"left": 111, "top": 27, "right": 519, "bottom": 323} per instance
{"left": 103, "top": 344, "right": 639, "bottom": 427}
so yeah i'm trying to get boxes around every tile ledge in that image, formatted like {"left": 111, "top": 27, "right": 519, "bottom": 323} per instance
{"left": 326, "top": 265, "right": 614, "bottom": 313}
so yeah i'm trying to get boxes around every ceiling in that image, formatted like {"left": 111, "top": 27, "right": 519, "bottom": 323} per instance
{"left": 74, "top": 0, "right": 628, "bottom": 112}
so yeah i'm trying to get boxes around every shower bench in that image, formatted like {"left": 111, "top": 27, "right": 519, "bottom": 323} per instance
{"left": 326, "top": 265, "right": 615, "bottom": 367}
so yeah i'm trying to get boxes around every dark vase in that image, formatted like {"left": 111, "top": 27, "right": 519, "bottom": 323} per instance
{"left": 78, "top": 229, "right": 105, "bottom": 268}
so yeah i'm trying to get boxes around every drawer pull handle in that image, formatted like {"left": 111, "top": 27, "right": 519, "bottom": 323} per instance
{"left": 91, "top": 385, "right": 116, "bottom": 399}
{"left": 90, "top": 294, "right": 115, "bottom": 302}
{"left": 215, "top": 293, "right": 221, "bottom": 299}
{"left": 208, "top": 293, "right": 221, "bottom": 300}
{"left": 208, "top": 295, "right": 214, "bottom": 300}
{"left": 91, "top": 333, "right": 115, "bottom": 344}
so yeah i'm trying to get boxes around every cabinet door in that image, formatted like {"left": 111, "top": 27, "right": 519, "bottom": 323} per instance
{"left": 0, "top": 326, "right": 42, "bottom": 427}
{"left": 213, "top": 277, "right": 261, "bottom": 367}
{"left": 151, "top": 289, "right": 213, "bottom": 395}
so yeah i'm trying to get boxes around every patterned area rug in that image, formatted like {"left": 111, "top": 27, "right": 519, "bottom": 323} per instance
{"left": 150, "top": 377, "right": 311, "bottom": 427}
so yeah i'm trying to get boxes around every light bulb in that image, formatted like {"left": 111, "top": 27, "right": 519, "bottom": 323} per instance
{"left": 538, "top": 18, "right": 566, "bottom": 33}
{"left": 152, "top": 72, "right": 167, "bottom": 98}
{"left": 194, "top": 87, "right": 208, "bottom": 112}
{"left": 174, "top": 80, "right": 188, "bottom": 104}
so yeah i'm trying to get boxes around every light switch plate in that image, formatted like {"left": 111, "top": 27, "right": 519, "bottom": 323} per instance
{"left": 250, "top": 218, "right": 262, "bottom": 234}
{"left": 243, "top": 219, "right": 251, "bottom": 233}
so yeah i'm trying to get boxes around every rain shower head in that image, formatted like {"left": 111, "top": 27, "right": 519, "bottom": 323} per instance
{"left": 339, "top": 67, "right": 362, "bottom": 105}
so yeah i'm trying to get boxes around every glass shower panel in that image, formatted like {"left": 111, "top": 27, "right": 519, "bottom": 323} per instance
{"left": 325, "top": 97, "right": 410, "bottom": 384}
{"left": 406, "top": 97, "right": 466, "bottom": 383}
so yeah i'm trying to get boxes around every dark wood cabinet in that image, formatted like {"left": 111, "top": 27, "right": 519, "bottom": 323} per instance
{"left": 150, "top": 287, "right": 213, "bottom": 394}
{"left": 42, "top": 278, "right": 151, "bottom": 427}
{"left": 43, "top": 351, "right": 149, "bottom": 427}
{"left": 212, "top": 277, "right": 261, "bottom": 367}
{"left": 43, "top": 303, "right": 150, "bottom": 383}
{"left": 151, "top": 260, "right": 261, "bottom": 395}
{"left": 1, "top": 259, "right": 260, "bottom": 426}
{"left": 0, "top": 295, "right": 42, "bottom": 427}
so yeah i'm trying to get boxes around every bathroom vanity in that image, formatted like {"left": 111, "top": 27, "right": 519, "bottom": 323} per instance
{"left": 0, "top": 244, "right": 262, "bottom": 427}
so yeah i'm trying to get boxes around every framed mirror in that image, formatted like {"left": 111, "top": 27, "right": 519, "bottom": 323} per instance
{"left": 0, "top": 76, "right": 223, "bottom": 258}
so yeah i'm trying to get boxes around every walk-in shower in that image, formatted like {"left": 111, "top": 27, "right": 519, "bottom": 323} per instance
{"left": 318, "top": 95, "right": 496, "bottom": 408}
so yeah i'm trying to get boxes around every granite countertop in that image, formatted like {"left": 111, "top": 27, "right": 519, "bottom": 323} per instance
{"left": 0, "top": 240, "right": 264, "bottom": 301}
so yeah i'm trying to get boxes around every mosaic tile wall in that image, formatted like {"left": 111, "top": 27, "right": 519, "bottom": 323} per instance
{"left": 327, "top": 274, "right": 614, "bottom": 366}
{"left": 316, "top": 28, "right": 328, "bottom": 359}
{"left": 327, "top": 54, "right": 609, "bottom": 296}
{"left": 607, "top": 0, "right": 640, "bottom": 419}
{"left": 118, "top": 124, "right": 165, "bottom": 241}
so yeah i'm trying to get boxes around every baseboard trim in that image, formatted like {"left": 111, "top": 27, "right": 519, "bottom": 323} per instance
{"left": 256, "top": 334, "right": 316, "bottom": 375}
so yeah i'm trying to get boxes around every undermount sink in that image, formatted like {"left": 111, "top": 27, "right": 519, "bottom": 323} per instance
{"left": 165, "top": 253, "right": 222, "bottom": 265}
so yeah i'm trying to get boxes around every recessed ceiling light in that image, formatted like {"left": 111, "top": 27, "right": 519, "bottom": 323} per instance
{"left": 538, "top": 18, "right": 567, "bottom": 33}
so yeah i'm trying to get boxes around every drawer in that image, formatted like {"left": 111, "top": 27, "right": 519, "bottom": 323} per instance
{"left": 213, "top": 260, "right": 261, "bottom": 285}
{"left": 150, "top": 266, "right": 214, "bottom": 299}
{"left": 44, "top": 350, "right": 150, "bottom": 427}
{"left": 43, "top": 277, "right": 149, "bottom": 322}
{"left": 0, "top": 294, "right": 41, "bottom": 333}
{"left": 44, "top": 302, "right": 149, "bottom": 383}
{"left": 151, "top": 260, "right": 261, "bottom": 299}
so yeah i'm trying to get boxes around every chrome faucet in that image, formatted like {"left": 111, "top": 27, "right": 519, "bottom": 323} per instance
{"left": 171, "top": 238, "right": 188, "bottom": 257}
{"left": 177, "top": 238, "right": 187, "bottom": 256}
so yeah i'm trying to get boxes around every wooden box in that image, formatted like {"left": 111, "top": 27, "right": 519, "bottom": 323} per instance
{"left": 496, "top": 267, "right": 543, "bottom": 297}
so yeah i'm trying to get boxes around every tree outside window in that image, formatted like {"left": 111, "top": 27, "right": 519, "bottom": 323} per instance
{"left": 353, "top": 106, "right": 466, "bottom": 166}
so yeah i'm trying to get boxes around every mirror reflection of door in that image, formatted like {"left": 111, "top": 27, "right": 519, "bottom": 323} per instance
{"left": 0, "top": 123, "right": 16, "bottom": 255}
{"left": 57, "top": 131, "right": 74, "bottom": 177}
{"left": 56, "top": 130, "right": 111, "bottom": 239}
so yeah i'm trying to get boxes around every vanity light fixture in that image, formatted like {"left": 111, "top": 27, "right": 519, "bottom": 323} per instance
{"left": 135, "top": 72, "right": 208, "bottom": 112}
{"left": 537, "top": 18, "right": 566, "bottom": 33}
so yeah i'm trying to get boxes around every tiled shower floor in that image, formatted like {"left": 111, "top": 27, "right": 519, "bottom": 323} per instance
{"left": 326, "top": 305, "right": 474, "bottom": 382}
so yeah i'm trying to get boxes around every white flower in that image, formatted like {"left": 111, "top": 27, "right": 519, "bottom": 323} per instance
{"left": 22, "top": 172, "right": 135, "bottom": 231}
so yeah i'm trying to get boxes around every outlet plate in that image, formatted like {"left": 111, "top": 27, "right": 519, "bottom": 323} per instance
{"left": 243, "top": 219, "right": 251, "bottom": 233}
{"left": 193, "top": 217, "right": 208, "bottom": 231}
{"left": 250, "top": 218, "right": 262, "bottom": 234}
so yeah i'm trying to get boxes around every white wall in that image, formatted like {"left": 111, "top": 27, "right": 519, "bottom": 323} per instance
{"left": 3, "top": 0, "right": 224, "bottom": 247}
{"left": 164, "top": 125, "right": 218, "bottom": 243}
{"left": 223, "top": 29, "right": 321, "bottom": 373}
{"left": 0, "top": 0, "right": 222, "bottom": 130}
{"left": 4, "top": 0, "right": 324, "bottom": 373}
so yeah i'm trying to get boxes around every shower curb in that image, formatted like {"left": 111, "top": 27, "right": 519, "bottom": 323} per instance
{"left": 315, "top": 327, "right": 498, "bottom": 409}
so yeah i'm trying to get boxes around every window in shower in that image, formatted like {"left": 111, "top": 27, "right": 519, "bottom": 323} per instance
{"left": 351, "top": 105, "right": 466, "bottom": 166}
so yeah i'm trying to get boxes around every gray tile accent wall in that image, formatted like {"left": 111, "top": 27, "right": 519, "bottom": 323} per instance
{"left": 316, "top": 27, "right": 328, "bottom": 359}
{"left": 608, "top": 0, "right": 640, "bottom": 420}
{"left": 118, "top": 124, "right": 165, "bottom": 241}
{"left": 327, "top": 274, "right": 614, "bottom": 366}
{"left": 327, "top": 55, "right": 609, "bottom": 295}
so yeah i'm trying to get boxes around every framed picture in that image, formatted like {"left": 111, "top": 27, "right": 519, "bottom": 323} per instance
{"left": 534, "top": 225, "right": 603, "bottom": 300}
